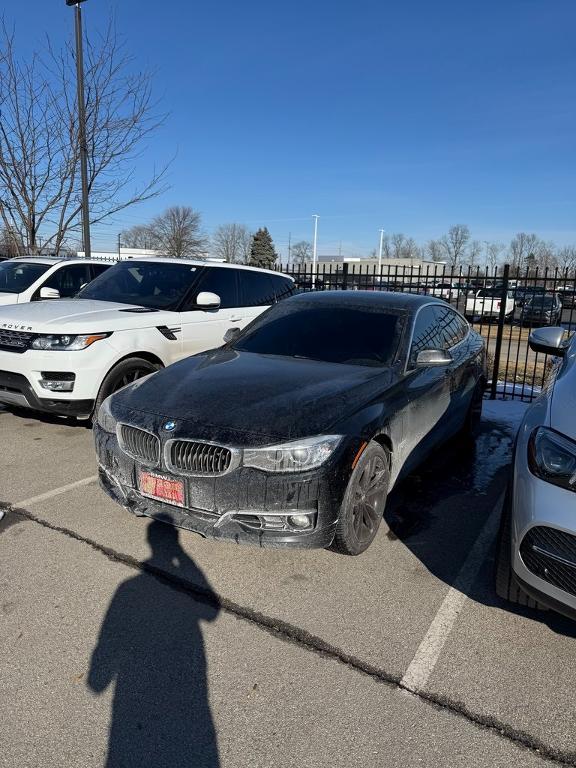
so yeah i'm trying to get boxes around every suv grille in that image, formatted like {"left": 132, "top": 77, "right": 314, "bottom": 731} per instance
{"left": 168, "top": 440, "right": 232, "bottom": 475}
{"left": 0, "top": 329, "right": 35, "bottom": 353}
{"left": 520, "top": 526, "right": 576, "bottom": 598}
{"left": 118, "top": 425, "right": 160, "bottom": 466}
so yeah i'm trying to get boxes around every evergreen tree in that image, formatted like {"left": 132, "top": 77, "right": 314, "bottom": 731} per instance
{"left": 248, "top": 227, "right": 277, "bottom": 269}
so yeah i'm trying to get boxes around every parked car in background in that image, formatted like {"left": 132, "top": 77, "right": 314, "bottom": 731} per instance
{"left": 519, "top": 294, "right": 562, "bottom": 326}
{"left": 428, "top": 281, "right": 461, "bottom": 301}
{"left": 557, "top": 286, "right": 576, "bottom": 309}
{"left": 513, "top": 285, "right": 546, "bottom": 309}
{"left": 496, "top": 326, "right": 576, "bottom": 619}
{"left": 465, "top": 287, "right": 515, "bottom": 320}
{"left": 95, "top": 291, "right": 486, "bottom": 554}
{"left": 0, "top": 257, "right": 114, "bottom": 306}
{"left": 0, "top": 258, "right": 295, "bottom": 419}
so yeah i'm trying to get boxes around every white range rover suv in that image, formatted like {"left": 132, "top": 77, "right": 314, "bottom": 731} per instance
{"left": 0, "top": 258, "right": 295, "bottom": 419}
{"left": 0, "top": 257, "right": 114, "bottom": 305}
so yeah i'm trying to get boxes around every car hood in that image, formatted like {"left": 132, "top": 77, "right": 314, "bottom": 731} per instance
{"left": 111, "top": 349, "right": 397, "bottom": 444}
{"left": 0, "top": 299, "right": 178, "bottom": 333}
{"left": 0, "top": 293, "right": 18, "bottom": 306}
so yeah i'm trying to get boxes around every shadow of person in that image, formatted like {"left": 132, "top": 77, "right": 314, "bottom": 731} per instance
{"left": 88, "top": 521, "right": 221, "bottom": 768}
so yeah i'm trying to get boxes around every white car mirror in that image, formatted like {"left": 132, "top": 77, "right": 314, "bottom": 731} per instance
{"left": 39, "top": 286, "right": 61, "bottom": 300}
{"left": 196, "top": 291, "right": 221, "bottom": 310}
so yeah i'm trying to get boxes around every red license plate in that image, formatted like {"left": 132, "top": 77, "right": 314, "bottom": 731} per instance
{"left": 139, "top": 471, "right": 185, "bottom": 507}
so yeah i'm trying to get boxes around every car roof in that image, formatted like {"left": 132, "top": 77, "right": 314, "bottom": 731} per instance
{"left": 287, "top": 289, "right": 440, "bottom": 312}
{"left": 8, "top": 257, "right": 115, "bottom": 266}
{"left": 126, "top": 257, "right": 294, "bottom": 280}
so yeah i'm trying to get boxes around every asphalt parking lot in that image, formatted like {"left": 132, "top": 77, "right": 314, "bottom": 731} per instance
{"left": 2, "top": 402, "right": 576, "bottom": 767}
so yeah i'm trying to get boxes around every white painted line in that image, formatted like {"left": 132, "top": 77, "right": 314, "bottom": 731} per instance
{"left": 400, "top": 492, "right": 505, "bottom": 693}
{"left": 13, "top": 476, "right": 98, "bottom": 509}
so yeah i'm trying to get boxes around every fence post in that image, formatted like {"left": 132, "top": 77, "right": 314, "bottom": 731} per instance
{"left": 341, "top": 262, "right": 349, "bottom": 290}
{"left": 490, "top": 263, "right": 510, "bottom": 400}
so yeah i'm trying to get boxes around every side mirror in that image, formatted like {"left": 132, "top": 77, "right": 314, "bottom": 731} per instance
{"left": 223, "top": 327, "right": 241, "bottom": 344}
{"left": 415, "top": 349, "right": 453, "bottom": 367}
{"left": 39, "top": 286, "right": 60, "bottom": 300}
{"left": 196, "top": 291, "right": 221, "bottom": 310}
{"left": 529, "top": 327, "right": 567, "bottom": 356}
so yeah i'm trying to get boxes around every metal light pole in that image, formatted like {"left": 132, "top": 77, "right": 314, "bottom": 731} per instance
{"left": 312, "top": 214, "right": 319, "bottom": 287}
{"left": 378, "top": 228, "right": 385, "bottom": 272}
{"left": 66, "top": 0, "right": 91, "bottom": 258}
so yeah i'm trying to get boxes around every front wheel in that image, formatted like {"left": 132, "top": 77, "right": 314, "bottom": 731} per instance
{"left": 331, "top": 442, "right": 390, "bottom": 556}
{"left": 93, "top": 357, "right": 161, "bottom": 420}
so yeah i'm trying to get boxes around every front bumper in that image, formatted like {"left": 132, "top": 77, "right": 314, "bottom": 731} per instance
{"left": 94, "top": 424, "right": 352, "bottom": 549}
{"left": 0, "top": 368, "right": 94, "bottom": 417}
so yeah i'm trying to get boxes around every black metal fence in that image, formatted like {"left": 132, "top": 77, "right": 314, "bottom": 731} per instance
{"left": 276, "top": 262, "right": 576, "bottom": 400}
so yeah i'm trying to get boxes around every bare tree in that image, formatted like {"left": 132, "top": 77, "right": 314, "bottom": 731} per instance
{"left": 0, "top": 19, "right": 168, "bottom": 254}
{"left": 426, "top": 239, "right": 445, "bottom": 262}
{"left": 485, "top": 241, "right": 505, "bottom": 272}
{"left": 148, "top": 206, "right": 206, "bottom": 258}
{"left": 121, "top": 224, "right": 154, "bottom": 250}
{"left": 391, "top": 233, "right": 406, "bottom": 259}
{"left": 557, "top": 247, "right": 576, "bottom": 273}
{"left": 467, "top": 240, "right": 482, "bottom": 267}
{"left": 0, "top": 227, "right": 24, "bottom": 256}
{"left": 211, "top": 223, "right": 252, "bottom": 263}
{"left": 440, "top": 225, "right": 470, "bottom": 268}
{"left": 291, "top": 240, "right": 312, "bottom": 265}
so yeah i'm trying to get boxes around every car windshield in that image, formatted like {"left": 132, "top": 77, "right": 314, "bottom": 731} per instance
{"left": 477, "top": 288, "right": 502, "bottom": 298}
{"left": 526, "top": 296, "right": 556, "bottom": 308}
{"left": 0, "top": 261, "right": 51, "bottom": 293}
{"left": 76, "top": 261, "right": 201, "bottom": 309}
{"left": 232, "top": 301, "right": 404, "bottom": 366}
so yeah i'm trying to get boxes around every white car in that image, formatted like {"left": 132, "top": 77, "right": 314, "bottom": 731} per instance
{"left": 0, "top": 258, "right": 295, "bottom": 419}
{"left": 465, "top": 288, "right": 515, "bottom": 320}
{"left": 0, "top": 257, "right": 115, "bottom": 305}
{"left": 427, "top": 281, "right": 460, "bottom": 301}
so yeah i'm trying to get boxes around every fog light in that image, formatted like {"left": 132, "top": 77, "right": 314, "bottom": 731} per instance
{"left": 288, "top": 514, "right": 312, "bottom": 529}
{"left": 39, "top": 380, "right": 75, "bottom": 392}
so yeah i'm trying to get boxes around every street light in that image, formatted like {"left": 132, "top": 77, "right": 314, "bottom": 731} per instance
{"left": 312, "top": 214, "right": 319, "bottom": 287}
{"left": 378, "top": 228, "right": 385, "bottom": 272}
{"left": 66, "top": 0, "right": 91, "bottom": 258}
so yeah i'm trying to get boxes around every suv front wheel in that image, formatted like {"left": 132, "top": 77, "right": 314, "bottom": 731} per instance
{"left": 93, "top": 357, "right": 161, "bottom": 421}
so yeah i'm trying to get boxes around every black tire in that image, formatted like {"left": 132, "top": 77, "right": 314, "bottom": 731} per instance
{"left": 93, "top": 357, "right": 161, "bottom": 420}
{"left": 494, "top": 485, "right": 546, "bottom": 609}
{"left": 331, "top": 442, "right": 390, "bottom": 556}
{"left": 461, "top": 381, "right": 484, "bottom": 440}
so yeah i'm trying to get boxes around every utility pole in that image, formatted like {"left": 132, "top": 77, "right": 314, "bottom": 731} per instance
{"left": 118, "top": 233, "right": 122, "bottom": 259}
{"left": 312, "top": 214, "right": 319, "bottom": 288}
{"left": 378, "top": 228, "right": 385, "bottom": 271}
{"left": 287, "top": 231, "right": 291, "bottom": 267}
{"left": 66, "top": 0, "right": 91, "bottom": 258}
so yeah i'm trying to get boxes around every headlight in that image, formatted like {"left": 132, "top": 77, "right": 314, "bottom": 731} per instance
{"left": 96, "top": 395, "right": 117, "bottom": 433}
{"left": 31, "top": 333, "right": 109, "bottom": 351}
{"left": 243, "top": 435, "right": 342, "bottom": 473}
{"left": 528, "top": 427, "right": 576, "bottom": 492}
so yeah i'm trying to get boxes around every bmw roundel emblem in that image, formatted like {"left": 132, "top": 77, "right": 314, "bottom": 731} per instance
{"left": 163, "top": 420, "right": 177, "bottom": 432}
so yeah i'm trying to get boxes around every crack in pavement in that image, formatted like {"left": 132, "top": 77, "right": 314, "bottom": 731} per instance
{"left": 3, "top": 503, "right": 575, "bottom": 768}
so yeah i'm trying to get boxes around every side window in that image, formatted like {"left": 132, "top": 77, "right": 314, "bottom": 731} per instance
{"left": 43, "top": 264, "right": 91, "bottom": 298}
{"left": 238, "top": 270, "right": 276, "bottom": 307}
{"left": 271, "top": 275, "right": 295, "bottom": 301}
{"left": 434, "top": 305, "right": 465, "bottom": 349}
{"left": 410, "top": 306, "right": 444, "bottom": 362}
{"left": 91, "top": 264, "right": 113, "bottom": 280}
{"left": 184, "top": 267, "right": 238, "bottom": 310}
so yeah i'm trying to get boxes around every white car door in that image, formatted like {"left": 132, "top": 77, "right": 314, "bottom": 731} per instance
{"left": 179, "top": 266, "right": 241, "bottom": 359}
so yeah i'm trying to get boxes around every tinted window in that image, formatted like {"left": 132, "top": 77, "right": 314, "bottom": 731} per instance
{"left": 437, "top": 307, "right": 468, "bottom": 347}
{"left": 91, "top": 263, "right": 113, "bottom": 279}
{"left": 0, "top": 261, "right": 50, "bottom": 293}
{"left": 77, "top": 261, "right": 201, "bottom": 309}
{"left": 233, "top": 301, "right": 403, "bottom": 366}
{"left": 410, "top": 306, "right": 444, "bottom": 361}
{"left": 525, "top": 296, "right": 556, "bottom": 308}
{"left": 184, "top": 267, "right": 238, "bottom": 310}
{"left": 239, "top": 270, "right": 276, "bottom": 306}
{"left": 271, "top": 275, "right": 295, "bottom": 301}
{"left": 43, "top": 264, "right": 91, "bottom": 298}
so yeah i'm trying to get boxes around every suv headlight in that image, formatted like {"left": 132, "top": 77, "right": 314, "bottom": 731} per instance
{"left": 96, "top": 395, "right": 117, "bottom": 433}
{"left": 528, "top": 427, "right": 576, "bottom": 492}
{"left": 31, "top": 333, "right": 109, "bottom": 351}
{"left": 243, "top": 435, "right": 342, "bottom": 473}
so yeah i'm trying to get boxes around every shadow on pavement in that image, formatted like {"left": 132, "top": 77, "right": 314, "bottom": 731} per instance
{"left": 88, "top": 521, "right": 221, "bottom": 768}
{"left": 384, "top": 420, "right": 576, "bottom": 640}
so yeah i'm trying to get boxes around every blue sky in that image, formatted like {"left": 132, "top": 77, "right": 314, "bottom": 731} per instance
{"left": 9, "top": 0, "right": 576, "bottom": 257}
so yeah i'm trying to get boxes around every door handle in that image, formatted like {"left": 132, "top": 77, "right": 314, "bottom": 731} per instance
{"left": 230, "top": 316, "right": 243, "bottom": 322}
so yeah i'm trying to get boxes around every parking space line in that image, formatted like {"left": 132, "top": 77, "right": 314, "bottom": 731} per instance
{"left": 13, "top": 476, "right": 98, "bottom": 509}
{"left": 400, "top": 493, "right": 504, "bottom": 694}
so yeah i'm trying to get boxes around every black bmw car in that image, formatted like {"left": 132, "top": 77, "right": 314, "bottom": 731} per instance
{"left": 94, "top": 291, "right": 486, "bottom": 555}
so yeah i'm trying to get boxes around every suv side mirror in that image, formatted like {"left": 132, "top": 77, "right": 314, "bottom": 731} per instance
{"left": 415, "top": 349, "right": 453, "bottom": 367}
{"left": 39, "top": 286, "right": 61, "bottom": 300}
{"left": 529, "top": 327, "right": 567, "bottom": 356}
{"left": 196, "top": 291, "right": 221, "bottom": 310}
{"left": 223, "top": 327, "right": 241, "bottom": 344}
